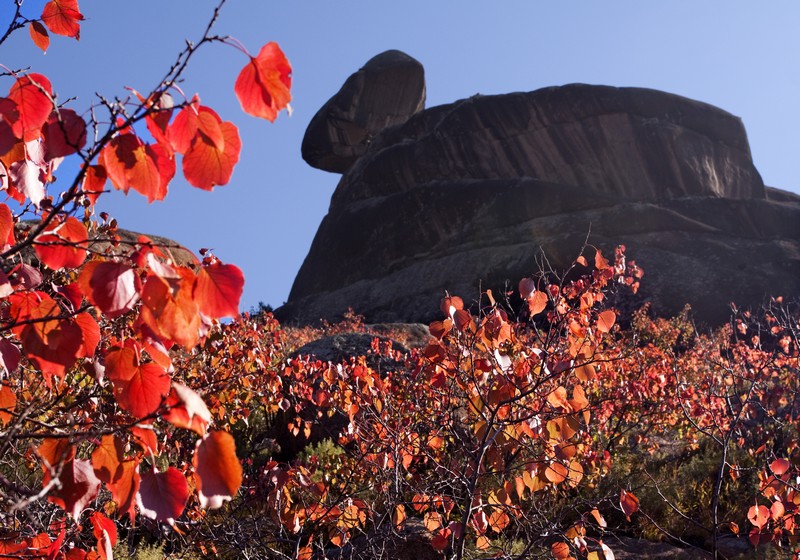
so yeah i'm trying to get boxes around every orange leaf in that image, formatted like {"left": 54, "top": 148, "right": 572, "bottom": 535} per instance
{"left": 748, "top": 504, "right": 770, "bottom": 529}
{"left": 139, "top": 270, "right": 201, "bottom": 348}
{"left": 594, "top": 249, "right": 609, "bottom": 270}
{"left": 193, "top": 431, "right": 242, "bottom": 509}
{"left": 527, "top": 290, "right": 548, "bottom": 316}
{"left": 620, "top": 489, "right": 639, "bottom": 520}
{"left": 91, "top": 435, "right": 124, "bottom": 484}
{"left": 193, "top": 262, "right": 244, "bottom": 319}
{"left": 29, "top": 21, "right": 50, "bottom": 52}
{"left": 0, "top": 383, "right": 16, "bottom": 425}
{"left": 41, "top": 0, "right": 83, "bottom": 38}
{"left": 107, "top": 459, "right": 139, "bottom": 521}
{"left": 545, "top": 462, "right": 568, "bottom": 484}
{"left": 596, "top": 310, "right": 616, "bottom": 334}
{"left": 551, "top": 542, "right": 572, "bottom": 559}
{"left": 99, "top": 132, "right": 174, "bottom": 202}
{"left": 181, "top": 112, "right": 241, "bottom": 191}
{"left": 35, "top": 216, "right": 88, "bottom": 270}
{"left": 487, "top": 509, "right": 510, "bottom": 532}
{"left": 137, "top": 467, "right": 188, "bottom": 523}
{"left": 164, "top": 382, "right": 211, "bottom": 435}
{"left": 590, "top": 508, "right": 607, "bottom": 528}
{"left": 392, "top": 504, "right": 406, "bottom": 530}
{"left": 234, "top": 42, "right": 292, "bottom": 122}
{"left": 80, "top": 164, "right": 106, "bottom": 205}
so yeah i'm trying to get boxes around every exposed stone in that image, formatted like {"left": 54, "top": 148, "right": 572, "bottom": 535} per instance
{"left": 301, "top": 50, "right": 426, "bottom": 173}
{"left": 278, "top": 56, "right": 800, "bottom": 327}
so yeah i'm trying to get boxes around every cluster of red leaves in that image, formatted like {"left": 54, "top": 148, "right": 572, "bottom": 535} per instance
{"left": 0, "top": 5, "right": 293, "bottom": 556}
{"left": 180, "top": 247, "right": 641, "bottom": 559}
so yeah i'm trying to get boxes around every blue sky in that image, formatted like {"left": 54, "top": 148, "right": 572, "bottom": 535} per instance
{"left": 3, "top": 1, "right": 799, "bottom": 311}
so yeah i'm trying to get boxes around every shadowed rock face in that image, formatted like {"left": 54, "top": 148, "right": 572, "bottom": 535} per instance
{"left": 302, "top": 50, "right": 426, "bottom": 174}
{"left": 278, "top": 52, "right": 800, "bottom": 326}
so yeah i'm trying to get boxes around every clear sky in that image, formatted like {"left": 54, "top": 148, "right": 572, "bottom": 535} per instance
{"left": 3, "top": 1, "right": 799, "bottom": 312}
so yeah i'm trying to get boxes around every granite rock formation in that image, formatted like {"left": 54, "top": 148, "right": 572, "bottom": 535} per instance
{"left": 302, "top": 50, "right": 426, "bottom": 173}
{"left": 279, "top": 52, "right": 800, "bottom": 326}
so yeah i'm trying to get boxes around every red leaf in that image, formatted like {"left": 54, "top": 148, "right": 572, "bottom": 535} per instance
{"left": 8, "top": 73, "right": 53, "bottom": 141}
{"left": 0, "top": 203, "right": 14, "bottom": 249}
{"left": 42, "top": 109, "right": 86, "bottom": 159}
{"left": 41, "top": 0, "right": 84, "bottom": 38}
{"left": 79, "top": 260, "right": 141, "bottom": 318}
{"left": 234, "top": 42, "right": 292, "bottom": 122}
{"left": 596, "top": 310, "right": 616, "bottom": 334}
{"left": 748, "top": 504, "right": 770, "bottom": 529}
{"left": 10, "top": 291, "right": 83, "bottom": 384}
{"left": 164, "top": 382, "right": 211, "bottom": 435}
{"left": 193, "top": 262, "right": 243, "bottom": 319}
{"left": 29, "top": 21, "right": 50, "bottom": 52}
{"left": 105, "top": 345, "right": 170, "bottom": 418}
{"left": 89, "top": 512, "right": 116, "bottom": 560}
{"left": 770, "top": 458, "right": 791, "bottom": 476}
{"left": 80, "top": 164, "right": 106, "bottom": 205}
{"left": 137, "top": 467, "right": 188, "bottom": 523}
{"left": 73, "top": 312, "right": 99, "bottom": 359}
{"left": 620, "top": 489, "right": 639, "bottom": 520}
{"left": 34, "top": 216, "right": 88, "bottom": 269}
{"left": 193, "top": 431, "right": 243, "bottom": 509}
{"left": 48, "top": 458, "right": 101, "bottom": 518}
{"left": 99, "top": 132, "right": 174, "bottom": 203}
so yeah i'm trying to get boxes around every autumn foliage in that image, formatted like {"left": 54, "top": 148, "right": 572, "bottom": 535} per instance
{"left": 2, "top": 3, "right": 800, "bottom": 560}
{"left": 1, "top": 1, "right": 291, "bottom": 557}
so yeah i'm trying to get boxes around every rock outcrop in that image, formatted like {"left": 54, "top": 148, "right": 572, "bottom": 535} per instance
{"left": 302, "top": 50, "right": 426, "bottom": 173}
{"left": 279, "top": 52, "right": 800, "bottom": 326}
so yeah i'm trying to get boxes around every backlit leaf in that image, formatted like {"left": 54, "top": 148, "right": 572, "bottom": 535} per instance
{"left": 137, "top": 467, "right": 188, "bottom": 523}
{"left": 234, "top": 42, "right": 292, "bottom": 122}
{"left": 8, "top": 73, "right": 53, "bottom": 141}
{"left": 79, "top": 260, "right": 141, "bottom": 318}
{"left": 41, "top": 0, "right": 84, "bottom": 38}
{"left": 29, "top": 21, "right": 50, "bottom": 52}
{"left": 91, "top": 434, "right": 124, "bottom": 484}
{"left": 0, "top": 383, "right": 16, "bottom": 425}
{"left": 194, "top": 261, "right": 244, "bottom": 318}
{"left": 620, "top": 489, "right": 639, "bottom": 520}
{"left": 0, "top": 203, "right": 14, "bottom": 249}
{"left": 48, "top": 458, "right": 101, "bottom": 518}
{"left": 596, "top": 310, "right": 616, "bottom": 333}
{"left": 193, "top": 431, "right": 243, "bottom": 509}
{"left": 748, "top": 504, "right": 770, "bottom": 529}
{"left": 105, "top": 345, "right": 170, "bottom": 418}
{"left": 182, "top": 118, "right": 241, "bottom": 191}
{"left": 34, "top": 216, "right": 88, "bottom": 269}
{"left": 89, "top": 512, "right": 117, "bottom": 560}
{"left": 164, "top": 382, "right": 211, "bottom": 435}
{"left": 42, "top": 109, "right": 86, "bottom": 159}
